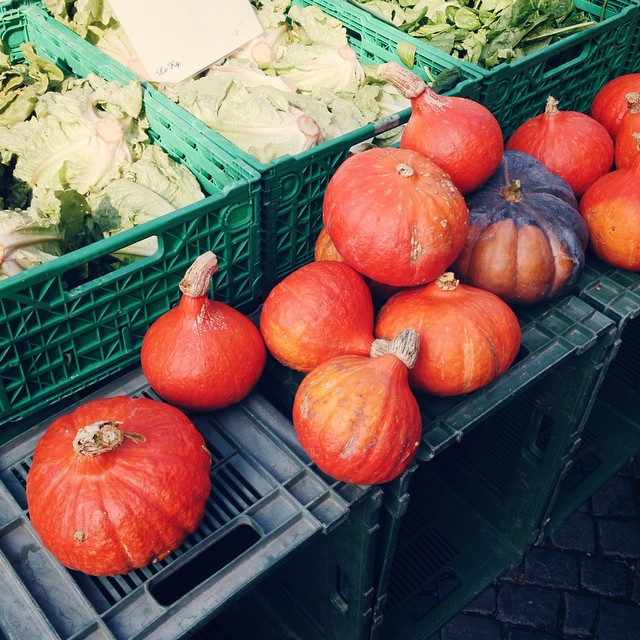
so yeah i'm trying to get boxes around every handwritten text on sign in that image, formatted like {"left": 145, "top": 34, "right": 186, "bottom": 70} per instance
{"left": 107, "top": 0, "right": 263, "bottom": 83}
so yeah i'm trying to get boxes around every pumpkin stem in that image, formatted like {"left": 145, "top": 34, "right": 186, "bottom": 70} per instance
{"left": 626, "top": 92, "right": 640, "bottom": 115}
{"left": 73, "top": 420, "right": 146, "bottom": 457}
{"left": 436, "top": 272, "right": 459, "bottom": 291}
{"left": 380, "top": 61, "right": 427, "bottom": 99}
{"left": 500, "top": 179, "right": 523, "bottom": 203}
{"left": 179, "top": 252, "right": 218, "bottom": 298}
{"left": 371, "top": 328, "right": 420, "bottom": 369}
{"left": 396, "top": 163, "right": 415, "bottom": 178}
{"left": 545, "top": 95, "right": 559, "bottom": 116}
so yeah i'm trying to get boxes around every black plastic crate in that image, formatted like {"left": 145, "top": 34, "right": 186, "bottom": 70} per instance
{"left": 0, "top": 368, "right": 377, "bottom": 640}
{"left": 539, "top": 259, "right": 640, "bottom": 538}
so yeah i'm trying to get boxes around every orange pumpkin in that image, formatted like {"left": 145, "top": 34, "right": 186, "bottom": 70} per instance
{"left": 293, "top": 330, "right": 422, "bottom": 485}
{"left": 580, "top": 134, "right": 640, "bottom": 270}
{"left": 322, "top": 146, "right": 469, "bottom": 288}
{"left": 375, "top": 273, "right": 521, "bottom": 396}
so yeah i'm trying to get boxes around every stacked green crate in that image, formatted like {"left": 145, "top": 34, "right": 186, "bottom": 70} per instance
{"left": 258, "top": 295, "right": 618, "bottom": 639}
{"left": 539, "top": 259, "right": 640, "bottom": 538}
{"left": 368, "top": 296, "right": 617, "bottom": 639}
{"left": 341, "top": 0, "right": 640, "bottom": 137}
{"left": 0, "top": 368, "right": 379, "bottom": 639}
{"left": 0, "top": 6, "right": 263, "bottom": 428}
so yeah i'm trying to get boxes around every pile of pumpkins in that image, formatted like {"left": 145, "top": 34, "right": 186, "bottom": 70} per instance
{"left": 24, "top": 64, "right": 640, "bottom": 578}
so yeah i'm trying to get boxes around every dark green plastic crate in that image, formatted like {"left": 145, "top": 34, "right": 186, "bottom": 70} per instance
{"left": 259, "top": 294, "right": 617, "bottom": 640}
{"left": 0, "top": 368, "right": 366, "bottom": 640}
{"left": 0, "top": 6, "right": 263, "bottom": 428}
{"left": 539, "top": 259, "right": 640, "bottom": 538}
{"left": 346, "top": 0, "right": 640, "bottom": 138}
{"left": 368, "top": 296, "right": 617, "bottom": 640}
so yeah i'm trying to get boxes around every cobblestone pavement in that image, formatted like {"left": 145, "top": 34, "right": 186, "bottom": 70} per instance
{"left": 428, "top": 458, "right": 640, "bottom": 640}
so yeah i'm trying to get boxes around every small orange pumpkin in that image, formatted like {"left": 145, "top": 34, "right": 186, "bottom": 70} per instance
{"left": 292, "top": 329, "right": 422, "bottom": 485}
{"left": 375, "top": 273, "right": 521, "bottom": 396}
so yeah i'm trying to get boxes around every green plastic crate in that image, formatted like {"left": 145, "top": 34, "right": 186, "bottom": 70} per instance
{"left": 539, "top": 259, "right": 640, "bottom": 538}
{"left": 345, "top": 0, "right": 640, "bottom": 138}
{"left": 0, "top": 5, "right": 263, "bottom": 428}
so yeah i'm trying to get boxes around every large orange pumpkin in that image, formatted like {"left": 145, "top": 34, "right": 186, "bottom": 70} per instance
{"left": 322, "top": 146, "right": 469, "bottom": 288}
{"left": 26, "top": 395, "right": 211, "bottom": 576}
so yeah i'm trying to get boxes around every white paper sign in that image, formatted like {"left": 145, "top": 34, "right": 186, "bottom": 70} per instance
{"left": 108, "top": 0, "right": 264, "bottom": 83}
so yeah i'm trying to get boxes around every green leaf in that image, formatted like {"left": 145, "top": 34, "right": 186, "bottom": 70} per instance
{"left": 396, "top": 41, "right": 417, "bottom": 68}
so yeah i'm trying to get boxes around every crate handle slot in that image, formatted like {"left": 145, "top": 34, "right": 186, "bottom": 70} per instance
{"left": 148, "top": 518, "right": 262, "bottom": 607}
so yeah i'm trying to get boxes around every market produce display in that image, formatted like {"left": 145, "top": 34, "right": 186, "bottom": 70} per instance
{"left": 0, "top": 42, "right": 205, "bottom": 281}
{"left": 505, "top": 95, "right": 614, "bottom": 197}
{"left": 380, "top": 61, "right": 503, "bottom": 195}
{"left": 141, "top": 252, "right": 267, "bottom": 411}
{"left": 25, "top": 395, "right": 212, "bottom": 576}
{"left": 292, "top": 329, "right": 422, "bottom": 485}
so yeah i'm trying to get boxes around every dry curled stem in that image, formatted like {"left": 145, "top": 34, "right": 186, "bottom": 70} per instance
{"left": 73, "top": 420, "right": 145, "bottom": 457}
{"left": 371, "top": 328, "right": 420, "bottom": 369}
{"left": 179, "top": 252, "right": 218, "bottom": 297}
{"left": 380, "top": 62, "right": 426, "bottom": 99}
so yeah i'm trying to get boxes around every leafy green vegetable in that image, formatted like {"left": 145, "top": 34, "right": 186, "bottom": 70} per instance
{"left": 43, "top": 0, "right": 414, "bottom": 162}
{"left": 0, "top": 41, "right": 205, "bottom": 281}
{"left": 354, "top": 0, "right": 596, "bottom": 68}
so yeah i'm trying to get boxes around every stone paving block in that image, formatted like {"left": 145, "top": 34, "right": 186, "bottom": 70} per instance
{"left": 440, "top": 614, "right": 502, "bottom": 640}
{"left": 506, "top": 628, "right": 559, "bottom": 640}
{"left": 462, "top": 585, "right": 496, "bottom": 616}
{"left": 523, "top": 547, "right": 579, "bottom": 590}
{"left": 549, "top": 511, "right": 595, "bottom": 553}
{"left": 598, "top": 520, "right": 640, "bottom": 559}
{"left": 596, "top": 599, "right": 640, "bottom": 640}
{"left": 581, "top": 556, "right": 631, "bottom": 597}
{"left": 632, "top": 569, "right": 640, "bottom": 606}
{"left": 563, "top": 592, "right": 598, "bottom": 637}
{"left": 592, "top": 476, "right": 637, "bottom": 517}
{"left": 496, "top": 583, "right": 561, "bottom": 629}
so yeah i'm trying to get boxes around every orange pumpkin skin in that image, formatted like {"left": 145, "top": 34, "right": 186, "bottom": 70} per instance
{"left": 322, "top": 146, "right": 469, "bottom": 287}
{"left": 579, "top": 150, "right": 640, "bottom": 270}
{"left": 380, "top": 61, "right": 503, "bottom": 195}
{"left": 260, "top": 260, "right": 375, "bottom": 372}
{"left": 375, "top": 274, "right": 521, "bottom": 396}
{"left": 292, "top": 335, "right": 421, "bottom": 485}
{"left": 314, "top": 226, "right": 403, "bottom": 305}
{"left": 26, "top": 396, "right": 211, "bottom": 576}
{"left": 590, "top": 73, "right": 640, "bottom": 140}
{"left": 141, "top": 253, "right": 266, "bottom": 412}
{"left": 614, "top": 92, "right": 640, "bottom": 170}
{"left": 141, "top": 295, "right": 266, "bottom": 411}
{"left": 506, "top": 96, "right": 614, "bottom": 198}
